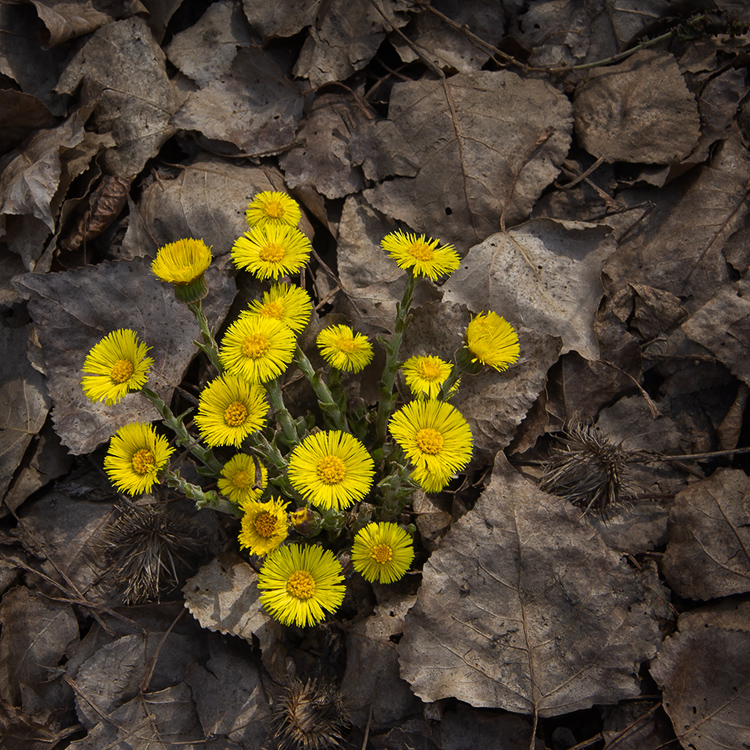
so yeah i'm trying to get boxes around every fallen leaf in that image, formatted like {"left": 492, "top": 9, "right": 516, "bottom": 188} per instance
{"left": 399, "top": 453, "right": 663, "bottom": 716}
{"left": 0, "top": 90, "right": 55, "bottom": 155}
{"left": 242, "top": 0, "right": 320, "bottom": 40}
{"left": 365, "top": 71, "right": 573, "bottom": 247}
{"left": 601, "top": 702, "right": 675, "bottom": 750}
{"left": 441, "top": 704, "right": 541, "bottom": 750}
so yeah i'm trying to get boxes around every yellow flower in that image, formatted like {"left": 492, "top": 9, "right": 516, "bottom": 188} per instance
{"left": 239, "top": 496, "right": 289, "bottom": 556}
{"left": 257, "top": 543, "right": 345, "bottom": 627}
{"left": 103, "top": 422, "right": 174, "bottom": 496}
{"left": 401, "top": 355, "right": 458, "bottom": 399}
{"left": 288, "top": 431, "right": 374, "bottom": 511}
{"left": 246, "top": 191, "right": 301, "bottom": 228}
{"left": 194, "top": 374, "right": 268, "bottom": 447}
{"left": 316, "top": 324, "right": 373, "bottom": 373}
{"left": 389, "top": 400, "right": 473, "bottom": 493}
{"left": 232, "top": 224, "right": 311, "bottom": 280}
{"left": 219, "top": 315, "right": 296, "bottom": 384}
{"left": 381, "top": 229, "right": 460, "bottom": 280}
{"left": 218, "top": 453, "right": 268, "bottom": 505}
{"left": 151, "top": 238, "right": 212, "bottom": 302}
{"left": 81, "top": 329, "right": 153, "bottom": 406}
{"left": 242, "top": 283, "right": 312, "bottom": 334}
{"left": 464, "top": 312, "right": 520, "bottom": 372}
{"left": 352, "top": 522, "right": 414, "bottom": 584}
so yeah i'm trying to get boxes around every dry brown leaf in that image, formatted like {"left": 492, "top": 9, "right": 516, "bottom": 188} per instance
{"left": 242, "top": 0, "right": 320, "bottom": 40}
{"left": 399, "top": 453, "right": 662, "bottom": 716}
{"left": 0, "top": 90, "right": 55, "bottom": 155}
{"left": 365, "top": 71, "right": 573, "bottom": 247}
{"left": 441, "top": 704, "right": 541, "bottom": 750}
{"left": 601, "top": 702, "right": 675, "bottom": 750}
{"left": 574, "top": 51, "right": 700, "bottom": 164}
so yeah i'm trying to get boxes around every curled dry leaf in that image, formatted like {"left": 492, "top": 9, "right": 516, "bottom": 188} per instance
{"left": 242, "top": 0, "right": 320, "bottom": 41}
{"left": 398, "top": 453, "right": 663, "bottom": 716}
{"left": 0, "top": 90, "right": 55, "bottom": 154}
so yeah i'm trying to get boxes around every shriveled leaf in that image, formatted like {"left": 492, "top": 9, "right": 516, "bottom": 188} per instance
{"left": 574, "top": 51, "right": 699, "bottom": 164}
{"left": 365, "top": 71, "right": 573, "bottom": 247}
{"left": 242, "top": 0, "right": 320, "bottom": 40}
{"left": 661, "top": 468, "right": 750, "bottom": 600}
{"left": 15, "top": 257, "right": 235, "bottom": 454}
{"left": 651, "top": 603, "right": 750, "bottom": 750}
{"left": 0, "top": 696, "right": 74, "bottom": 750}
{"left": 443, "top": 219, "right": 615, "bottom": 360}
{"left": 399, "top": 453, "right": 663, "bottom": 716}
{"left": 172, "top": 47, "right": 303, "bottom": 156}
{"left": 56, "top": 17, "right": 181, "bottom": 178}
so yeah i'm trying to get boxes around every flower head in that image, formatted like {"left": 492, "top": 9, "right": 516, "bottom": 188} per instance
{"left": 103, "top": 422, "right": 174, "bottom": 496}
{"left": 246, "top": 191, "right": 301, "bottom": 228}
{"left": 218, "top": 453, "right": 268, "bottom": 505}
{"left": 352, "top": 522, "right": 415, "bottom": 584}
{"left": 464, "top": 312, "right": 520, "bottom": 372}
{"left": 242, "top": 283, "right": 312, "bottom": 335}
{"left": 257, "top": 544, "right": 345, "bottom": 627}
{"left": 288, "top": 431, "right": 374, "bottom": 511}
{"left": 389, "top": 400, "right": 473, "bottom": 493}
{"left": 194, "top": 374, "right": 268, "bottom": 447}
{"left": 401, "top": 355, "right": 458, "bottom": 399}
{"left": 220, "top": 315, "right": 296, "bottom": 385}
{"left": 316, "top": 325, "right": 373, "bottom": 373}
{"left": 232, "top": 224, "right": 311, "bottom": 280}
{"left": 381, "top": 229, "right": 460, "bottom": 280}
{"left": 81, "top": 329, "right": 153, "bottom": 406}
{"left": 151, "top": 238, "right": 212, "bottom": 302}
{"left": 239, "top": 497, "right": 289, "bottom": 556}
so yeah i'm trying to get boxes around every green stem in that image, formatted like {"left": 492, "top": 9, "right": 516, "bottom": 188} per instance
{"left": 266, "top": 379, "right": 298, "bottom": 447}
{"left": 293, "top": 345, "right": 349, "bottom": 432}
{"left": 187, "top": 300, "right": 223, "bottom": 372}
{"left": 142, "top": 387, "right": 223, "bottom": 475}
{"left": 246, "top": 432, "right": 303, "bottom": 502}
{"left": 374, "top": 272, "right": 418, "bottom": 446}
{"left": 165, "top": 470, "right": 242, "bottom": 518}
{"left": 437, "top": 364, "right": 461, "bottom": 401}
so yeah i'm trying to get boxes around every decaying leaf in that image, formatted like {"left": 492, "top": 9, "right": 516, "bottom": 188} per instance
{"left": 242, "top": 0, "right": 320, "bottom": 40}
{"left": 601, "top": 702, "right": 675, "bottom": 750}
{"left": 0, "top": 90, "right": 55, "bottom": 155}
{"left": 441, "top": 704, "right": 541, "bottom": 750}
{"left": 399, "top": 453, "right": 663, "bottom": 716}
{"left": 365, "top": 71, "right": 573, "bottom": 247}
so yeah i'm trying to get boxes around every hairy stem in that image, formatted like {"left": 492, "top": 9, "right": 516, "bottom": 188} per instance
{"left": 187, "top": 300, "right": 223, "bottom": 373}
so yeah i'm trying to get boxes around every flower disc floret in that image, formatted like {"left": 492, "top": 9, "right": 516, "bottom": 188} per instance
{"left": 257, "top": 544, "right": 345, "bottom": 627}
{"left": 218, "top": 453, "right": 268, "bottom": 505}
{"left": 401, "top": 355, "right": 457, "bottom": 399}
{"left": 232, "top": 224, "right": 311, "bottom": 280}
{"left": 103, "top": 422, "right": 174, "bottom": 496}
{"left": 389, "top": 400, "right": 473, "bottom": 493}
{"left": 381, "top": 229, "right": 460, "bottom": 280}
{"left": 220, "top": 315, "right": 295, "bottom": 384}
{"left": 288, "top": 431, "right": 374, "bottom": 510}
{"left": 242, "top": 283, "right": 312, "bottom": 334}
{"left": 352, "top": 522, "right": 415, "bottom": 584}
{"left": 194, "top": 374, "right": 268, "bottom": 447}
{"left": 465, "top": 311, "right": 520, "bottom": 372}
{"left": 239, "top": 497, "right": 289, "bottom": 556}
{"left": 316, "top": 325, "right": 373, "bottom": 373}
{"left": 81, "top": 329, "right": 153, "bottom": 406}
{"left": 246, "top": 191, "right": 301, "bottom": 228}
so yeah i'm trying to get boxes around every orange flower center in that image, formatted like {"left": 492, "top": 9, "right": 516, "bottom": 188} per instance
{"left": 231, "top": 469, "right": 251, "bottom": 489}
{"left": 110, "top": 359, "right": 135, "bottom": 384}
{"left": 131, "top": 448, "right": 156, "bottom": 475}
{"left": 371, "top": 543, "right": 393, "bottom": 564}
{"left": 417, "top": 360, "right": 442, "bottom": 381}
{"left": 336, "top": 337, "right": 358, "bottom": 353}
{"left": 259, "top": 243, "right": 285, "bottom": 263}
{"left": 260, "top": 300, "right": 285, "bottom": 319}
{"left": 224, "top": 401, "right": 248, "bottom": 426}
{"left": 264, "top": 201, "right": 283, "bottom": 219}
{"left": 254, "top": 511, "right": 278, "bottom": 538}
{"left": 316, "top": 455, "right": 347, "bottom": 485}
{"left": 242, "top": 333, "right": 271, "bottom": 359}
{"left": 415, "top": 427, "right": 444, "bottom": 455}
{"left": 408, "top": 240, "right": 434, "bottom": 261}
{"left": 286, "top": 570, "right": 315, "bottom": 600}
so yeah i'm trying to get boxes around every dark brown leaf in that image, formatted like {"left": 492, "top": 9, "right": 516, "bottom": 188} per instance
{"left": 242, "top": 0, "right": 320, "bottom": 40}
{"left": 0, "top": 90, "right": 55, "bottom": 155}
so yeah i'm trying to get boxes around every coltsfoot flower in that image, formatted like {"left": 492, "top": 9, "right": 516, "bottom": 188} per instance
{"left": 151, "top": 238, "right": 212, "bottom": 302}
{"left": 194, "top": 374, "right": 268, "bottom": 447}
{"left": 239, "top": 496, "right": 289, "bottom": 556}
{"left": 389, "top": 400, "right": 473, "bottom": 493}
{"left": 218, "top": 453, "right": 268, "bottom": 505}
{"left": 104, "top": 422, "right": 174, "bottom": 496}
{"left": 242, "top": 283, "right": 312, "bottom": 335}
{"left": 401, "top": 355, "right": 458, "bottom": 399}
{"left": 464, "top": 311, "right": 520, "bottom": 372}
{"left": 220, "top": 315, "right": 296, "bottom": 384}
{"left": 352, "top": 522, "right": 415, "bottom": 584}
{"left": 316, "top": 325, "right": 373, "bottom": 373}
{"left": 288, "top": 431, "right": 375, "bottom": 510}
{"left": 232, "top": 224, "right": 311, "bottom": 280}
{"left": 246, "top": 191, "right": 301, "bottom": 228}
{"left": 257, "top": 544, "right": 345, "bottom": 627}
{"left": 81, "top": 329, "right": 153, "bottom": 406}
{"left": 381, "top": 229, "right": 460, "bottom": 280}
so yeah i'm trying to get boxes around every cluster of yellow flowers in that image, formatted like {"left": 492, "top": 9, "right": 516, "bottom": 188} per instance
{"left": 79, "top": 190, "right": 520, "bottom": 628}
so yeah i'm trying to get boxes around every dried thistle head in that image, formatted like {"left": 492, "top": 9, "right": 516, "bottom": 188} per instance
{"left": 272, "top": 678, "right": 349, "bottom": 750}
{"left": 540, "top": 424, "right": 631, "bottom": 517}
{"left": 99, "top": 503, "right": 207, "bottom": 604}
